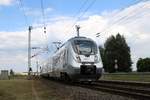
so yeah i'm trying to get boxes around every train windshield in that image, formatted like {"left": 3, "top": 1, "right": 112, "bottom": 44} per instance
{"left": 72, "top": 40, "right": 97, "bottom": 55}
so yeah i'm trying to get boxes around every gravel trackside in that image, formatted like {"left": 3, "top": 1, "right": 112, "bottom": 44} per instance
{"left": 38, "top": 79, "right": 136, "bottom": 100}
{"left": 0, "top": 78, "right": 136, "bottom": 100}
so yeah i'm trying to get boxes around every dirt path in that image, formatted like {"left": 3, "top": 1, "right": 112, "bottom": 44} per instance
{"left": 32, "top": 80, "right": 40, "bottom": 100}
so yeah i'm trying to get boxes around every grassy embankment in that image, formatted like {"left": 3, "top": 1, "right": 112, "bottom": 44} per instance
{"left": 0, "top": 79, "right": 32, "bottom": 100}
{"left": 101, "top": 72, "right": 150, "bottom": 82}
{"left": 0, "top": 73, "right": 149, "bottom": 100}
{"left": 0, "top": 76, "right": 62, "bottom": 100}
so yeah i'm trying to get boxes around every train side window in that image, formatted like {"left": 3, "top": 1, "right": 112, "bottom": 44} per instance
{"left": 65, "top": 49, "right": 68, "bottom": 62}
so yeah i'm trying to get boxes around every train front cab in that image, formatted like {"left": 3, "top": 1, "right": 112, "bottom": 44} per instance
{"left": 69, "top": 63, "right": 102, "bottom": 82}
{"left": 67, "top": 38, "right": 103, "bottom": 82}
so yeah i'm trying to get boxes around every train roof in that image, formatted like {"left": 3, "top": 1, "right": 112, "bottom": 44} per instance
{"left": 67, "top": 36, "right": 94, "bottom": 42}
{"left": 58, "top": 36, "right": 96, "bottom": 50}
{"left": 52, "top": 36, "right": 97, "bottom": 57}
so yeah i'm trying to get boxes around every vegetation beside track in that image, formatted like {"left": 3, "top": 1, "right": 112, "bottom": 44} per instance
{"left": 0, "top": 76, "right": 136, "bottom": 100}
{"left": 101, "top": 72, "right": 150, "bottom": 82}
{"left": 0, "top": 78, "right": 62, "bottom": 100}
{"left": 0, "top": 79, "right": 32, "bottom": 100}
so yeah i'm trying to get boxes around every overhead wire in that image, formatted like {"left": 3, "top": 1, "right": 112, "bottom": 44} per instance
{"left": 72, "top": 0, "right": 97, "bottom": 25}
{"left": 46, "top": 0, "right": 89, "bottom": 46}
{"left": 62, "top": 0, "right": 89, "bottom": 37}
{"left": 18, "top": 0, "right": 29, "bottom": 27}
{"left": 65, "top": 0, "right": 97, "bottom": 35}
{"left": 18, "top": 0, "right": 46, "bottom": 56}
{"left": 40, "top": 0, "right": 49, "bottom": 54}
{"left": 40, "top": 0, "right": 47, "bottom": 34}
{"left": 40, "top": 0, "right": 46, "bottom": 28}
{"left": 96, "top": 0, "right": 147, "bottom": 37}
{"left": 71, "top": 0, "right": 89, "bottom": 20}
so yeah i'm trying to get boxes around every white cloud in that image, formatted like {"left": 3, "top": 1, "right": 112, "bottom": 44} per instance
{"left": 0, "top": 0, "right": 150, "bottom": 72}
{"left": 20, "top": 7, "right": 53, "bottom": 17}
{"left": 0, "top": 30, "right": 48, "bottom": 72}
{"left": 45, "top": 7, "right": 53, "bottom": 13}
{"left": 43, "top": 0, "right": 150, "bottom": 71}
{"left": 0, "top": 0, "right": 15, "bottom": 6}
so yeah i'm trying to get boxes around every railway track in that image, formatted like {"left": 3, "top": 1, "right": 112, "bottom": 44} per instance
{"left": 78, "top": 80, "right": 150, "bottom": 100}
{"left": 40, "top": 77, "right": 150, "bottom": 100}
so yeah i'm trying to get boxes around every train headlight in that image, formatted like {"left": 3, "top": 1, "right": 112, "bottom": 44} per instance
{"left": 94, "top": 55, "right": 99, "bottom": 62}
{"left": 76, "top": 55, "right": 81, "bottom": 63}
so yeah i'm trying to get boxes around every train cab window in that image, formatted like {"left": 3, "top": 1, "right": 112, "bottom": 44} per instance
{"left": 72, "top": 40, "right": 97, "bottom": 55}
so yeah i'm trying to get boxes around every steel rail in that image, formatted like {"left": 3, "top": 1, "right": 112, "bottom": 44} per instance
{"left": 97, "top": 80, "right": 150, "bottom": 87}
{"left": 83, "top": 80, "right": 150, "bottom": 100}
{"left": 39, "top": 78, "right": 150, "bottom": 99}
{"left": 82, "top": 83, "right": 150, "bottom": 100}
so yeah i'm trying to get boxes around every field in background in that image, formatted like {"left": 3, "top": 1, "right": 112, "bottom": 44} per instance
{"left": 101, "top": 72, "right": 150, "bottom": 82}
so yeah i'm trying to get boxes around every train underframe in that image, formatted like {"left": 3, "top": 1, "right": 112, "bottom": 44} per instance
{"left": 41, "top": 65, "right": 102, "bottom": 83}
{"left": 61, "top": 65, "right": 102, "bottom": 82}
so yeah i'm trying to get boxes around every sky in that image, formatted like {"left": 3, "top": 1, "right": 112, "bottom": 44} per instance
{"left": 0, "top": 0, "right": 150, "bottom": 72}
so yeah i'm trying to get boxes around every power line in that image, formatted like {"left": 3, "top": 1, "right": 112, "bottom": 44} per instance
{"left": 40, "top": 0, "right": 47, "bottom": 34}
{"left": 75, "top": 0, "right": 97, "bottom": 22}
{"left": 40, "top": 0, "right": 49, "bottom": 54}
{"left": 72, "top": 0, "right": 89, "bottom": 19}
{"left": 96, "top": 0, "right": 146, "bottom": 37}
{"left": 62, "top": 0, "right": 89, "bottom": 35}
{"left": 40, "top": 0, "right": 46, "bottom": 27}
{"left": 65, "top": 0, "right": 97, "bottom": 35}
{"left": 18, "top": 0, "right": 29, "bottom": 26}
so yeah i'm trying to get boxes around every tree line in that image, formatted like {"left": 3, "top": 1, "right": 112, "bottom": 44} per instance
{"left": 137, "top": 58, "right": 150, "bottom": 72}
{"left": 99, "top": 33, "right": 150, "bottom": 72}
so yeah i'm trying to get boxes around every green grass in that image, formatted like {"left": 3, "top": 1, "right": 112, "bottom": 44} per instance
{"left": 32, "top": 80, "right": 62, "bottom": 100}
{"left": 101, "top": 72, "right": 150, "bottom": 82}
{"left": 0, "top": 78, "right": 63, "bottom": 100}
{"left": 0, "top": 79, "right": 32, "bottom": 100}
{"left": 0, "top": 74, "right": 149, "bottom": 100}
